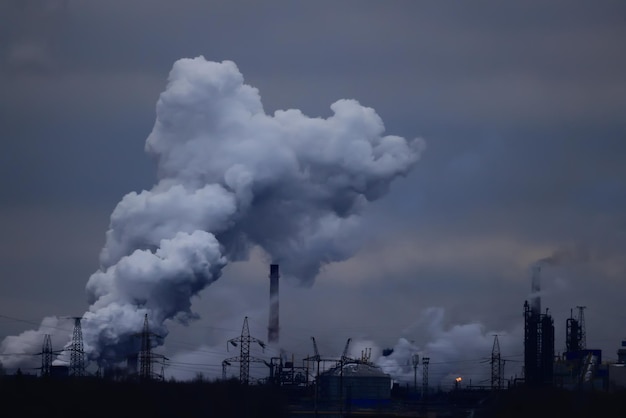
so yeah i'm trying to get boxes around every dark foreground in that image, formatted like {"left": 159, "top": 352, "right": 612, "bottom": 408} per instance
{"left": 1, "top": 377, "right": 625, "bottom": 418}
{"left": 0, "top": 376, "right": 289, "bottom": 418}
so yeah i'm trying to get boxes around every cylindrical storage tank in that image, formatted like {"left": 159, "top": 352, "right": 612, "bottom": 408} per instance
{"left": 319, "top": 363, "right": 391, "bottom": 408}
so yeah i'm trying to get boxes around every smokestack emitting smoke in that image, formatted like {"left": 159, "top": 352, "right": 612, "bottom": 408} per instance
{"left": 0, "top": 56, "right": 424, "bottom": 367}
{"left": 529, "top": 245, "right": 587, "bottom": 315}
{"left": 268, "top": 264, "right": 279, "bottom": 344}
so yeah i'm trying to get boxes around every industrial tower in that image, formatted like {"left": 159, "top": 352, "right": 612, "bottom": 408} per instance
{"left": 577, "top": 306, "right": 587, "bottom": 349}
{"left": 422, "top": 357, "right": 430, "bottom": 399}
{"left": 566, "top": 308, "right": 583, "bottom": 352}
{"left": 412, "top": 354, "right": 420, "bottom": 393}
{"left": 523, "top": 301, "right": 555, "bottom": 386}
{"left": 224, "top": 316, "right": 266, "bottom": 384}
{"left": 40, "top": 334, "right": 54, "bottom": 378}
{"left": 523, "top": 264, "right": 555, "bottom": 387}
{"left": 491, "top": 334, "right": 502, "bottom": 389}
{"left": 137, "top": 313, "right": 167, "bottom": 380}
{"left": 268, "top": 264, "right": 280, "bottom": 344}
{"left": 69, "top": 317, "right": 85, "bottom": 377}
{"left": 139, "top": 314, "right": 153, "bottom": 380}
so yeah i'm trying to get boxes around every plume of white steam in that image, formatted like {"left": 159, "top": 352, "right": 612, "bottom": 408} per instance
{"left": 529, "top": 244, "right": 591, "bottom": 314}
{"left": 372, "top": 308, "right": 523, "bottom": 389}
{"left": 1, "top": 56, "right": 424, "bottom": 368}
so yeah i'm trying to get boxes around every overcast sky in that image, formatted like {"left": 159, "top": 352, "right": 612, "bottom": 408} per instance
{"left": 1, "top": 1, "right": 625, "bottom": 387}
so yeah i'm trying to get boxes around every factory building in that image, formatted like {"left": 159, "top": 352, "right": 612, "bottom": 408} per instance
{"left": 523, "top": 300, "right": 555, "bottom": 386}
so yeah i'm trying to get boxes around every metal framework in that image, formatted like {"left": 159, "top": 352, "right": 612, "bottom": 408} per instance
{"left": 422, "top": 357, "right": 430, "bottom": 399}
{"left": 412, "top": 354, "right": 420, "bottom": 392}
{"left": 137, "top": 314, "right": 168, "bottom": 380}
{"left": 40, "top": 334, "right": 53, "bottom": 377}
{"left": 69, "top": 317, "right": 85, "bottom": 377}
{"left": 491, "top": 334, "right": 502, "bottom": 389}
{"left": 224, "top": 317, "right": 266, "bottom": 384}
{"left": 524, "top": 301, "right": 554, "bottom": 386}
{"left": 139, "top": 314, "right": 153, "bottom": 380}
{"left": 577, "top": 306, "right": 586, "bottom": 350}
{"left": 341, "top": 338, "right": 352, "bottom": 363}
{"left": 566, "top": 309, "right": 582, "bottom": 352}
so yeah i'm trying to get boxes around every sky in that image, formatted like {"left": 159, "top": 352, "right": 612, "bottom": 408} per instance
{"left": 1, "top": 1, "right": 625, "bottom": 389}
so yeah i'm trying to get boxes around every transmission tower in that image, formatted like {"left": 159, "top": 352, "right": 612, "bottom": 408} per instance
{"left": 491, "top": 334, "right": 502, "bottom": 390}
{"left": 222, "top": 360, "right": 231, "bottom": 380}
{"left": 137, "top": 313, "right": 167, "bottom": 380}
{"left": 224, "top": 317, "right": 266, "bottom": 384}
{"left": 422, "top": 357, "right": 430, "bottom": 399}
{"left": 69, "top": 317, "right": 85, "bottom": 377}
{"left": 412, "top": 354, "right": 420, "bottom": 393}
{"left": 139, "top": 314, "right": 153, "bottom": 380}
{"left": 577, "top": 306, "right": 586, "bottom": 349}
{"left": 40, "top": 334, "right": 53, "bottom": 377}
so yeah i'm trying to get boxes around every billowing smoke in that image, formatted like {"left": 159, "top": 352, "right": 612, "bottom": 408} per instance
{"left": 529, "top": 244, "right": 591, "bottom": 314}
{"left": 1, "top": 56, "right": 424, "bottom": 368}
{"left": 536, "top": 244, "right": 591, "bottom": 267}
{"left": 372, "top": 308, "right": 523, "bottom": 389}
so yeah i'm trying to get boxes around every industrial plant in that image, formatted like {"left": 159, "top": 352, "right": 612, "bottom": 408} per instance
{"left": 1, "top": 263, "right": 625, "bottom": 418}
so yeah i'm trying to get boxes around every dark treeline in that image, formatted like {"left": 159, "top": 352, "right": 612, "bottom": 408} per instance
{"left": 0, "top": 376, "right": 289, "bottom": 418}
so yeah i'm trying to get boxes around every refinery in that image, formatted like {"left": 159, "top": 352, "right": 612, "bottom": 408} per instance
{"left": 2, "top": 54, "right": 625, "bottom": 417}
{"left": 1, "top": 263, "right": 625, "bottom": 418}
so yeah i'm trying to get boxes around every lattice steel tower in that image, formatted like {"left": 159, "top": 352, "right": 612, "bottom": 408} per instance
{"left": 69, "top": 317, "right": 85, "bottom": 377}
{"left": 225, "top": 317, "right": 266, "bottom": 384}
{"left": 422, "top": 357, "right": 430, "bottom": 398}
{"left": 491, "top": 334, "right": 502, "bottom": 389}
{"left": 139, "top": 314, "right": 153, "bottom": 380}
{"left": 40, "top": 334, "right": 53, "bottom": 378}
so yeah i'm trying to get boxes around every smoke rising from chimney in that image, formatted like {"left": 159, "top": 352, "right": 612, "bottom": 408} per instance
{"left": 529, "top": 244, "right": 592, "bottom": 314}
{"left": 1, "top": 56, "right": 424, "bottom": 366}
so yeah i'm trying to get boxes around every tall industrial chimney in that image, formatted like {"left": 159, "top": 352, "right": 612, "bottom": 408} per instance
{"left": 268, "top": 264, "right": 280, "bottom": 344}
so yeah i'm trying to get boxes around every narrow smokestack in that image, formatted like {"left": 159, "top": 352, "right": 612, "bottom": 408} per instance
{"left": 268, "top": 264, "right": 280, "bottom": 344}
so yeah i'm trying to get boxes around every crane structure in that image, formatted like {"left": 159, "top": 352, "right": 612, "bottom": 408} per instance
{"left": 224, "top": 316, "right": 266, "bottom": 385}
{"left": 340, "top": 338, "right": 353, "bottom": 364}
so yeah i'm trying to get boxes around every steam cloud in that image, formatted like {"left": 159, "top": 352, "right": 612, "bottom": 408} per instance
{"left": 373, "top": 308, "right": 523, "bottom": 388}
{"left": 1, "top": 56, "right": 424, "bottom": 367}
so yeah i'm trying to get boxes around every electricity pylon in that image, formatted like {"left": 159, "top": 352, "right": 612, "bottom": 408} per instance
{"left": 224, "top": 317, "right": 266, "bottom": 384}
{"left": 137, "top": 313, "right": 168, "bottom": 381}
{"left": 69, "top": 317, "right": 85, "bottom": 377}
{"left": 491, "top": 334, "right": 502, "bottom": 390}
{"left": 38, "top": 334, "right": 56, "bottom": 377}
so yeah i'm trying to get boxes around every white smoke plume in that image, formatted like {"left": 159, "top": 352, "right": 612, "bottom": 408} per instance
{"left": 1, "top": 56, "right": 424, "bottom": 368}
{"left": 372, "top": 308, "right": 523, "bottom": 390}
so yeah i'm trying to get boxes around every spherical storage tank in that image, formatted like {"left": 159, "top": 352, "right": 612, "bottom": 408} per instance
{"left": 319, "top": 362, "right": 391, "bottom": 407}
